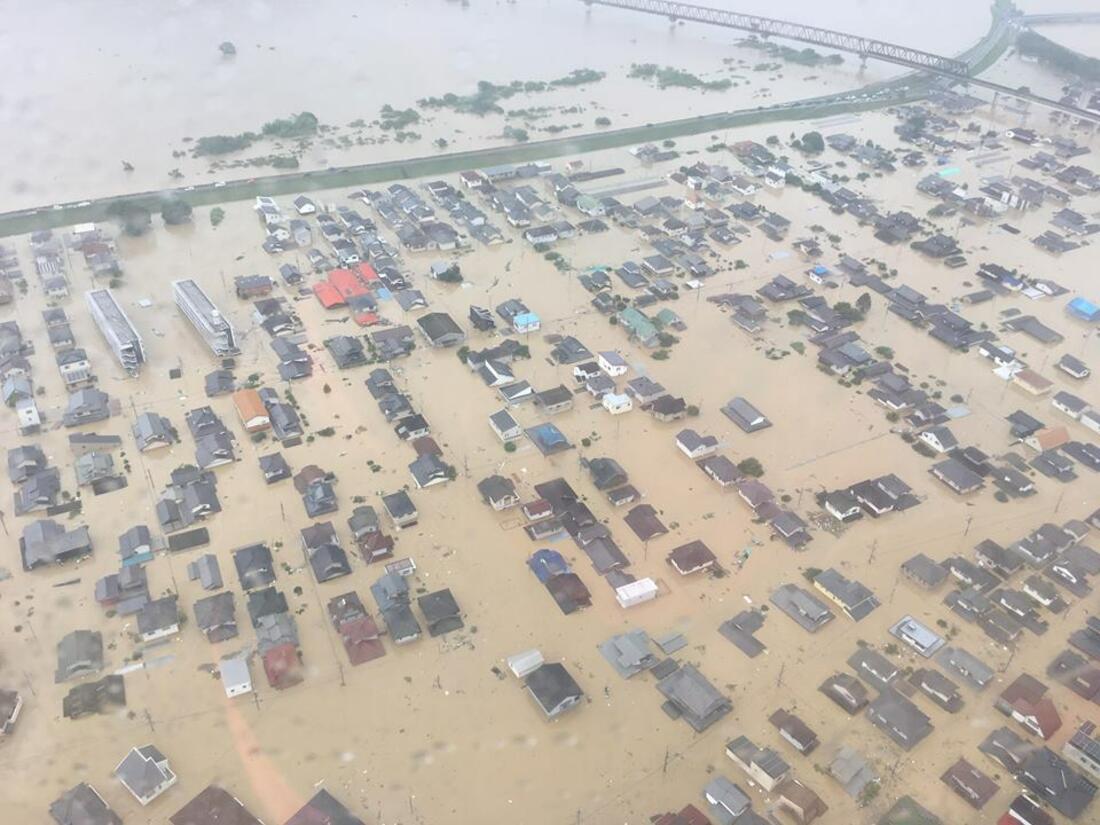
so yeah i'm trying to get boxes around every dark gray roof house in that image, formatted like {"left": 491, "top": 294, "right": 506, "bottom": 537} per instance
{"left": 170, "top": 785, "right": 265, "bottom": 825}
{"left": 156, "top": 467, "right": 221, "bottom": 533}
{"left": 301, "top": 477, "right": 338, "bottom": 518}
{"left": 813, "top": 568, "right": 880, "bottom": 621}
{"left": 118, "top": 524, "right": 153, "bottom": 561}
{"left": 63, "top": 388, "right": 111, "bottom": 427}
{"left": 381, "top": 490, "right": 418, "bottom": 528}
{"left": 113, "top": 744, "right": 177, "bottom": 805}
{"left": 417, "top": 312, "right": 465, "bottom": 347}
{"left": 301, "top": 522, "right": 351, "bottom": 583}
{"left": 417, "top": 589, "right": 463, "bottom": 636}
{"left": 233, "top": 543, "right": 275, "bottom": 591}
{"left": 7, "top": 444, "right": 46, "bottom": 483}
{"left": 370, "top": 572, "right": 422, "bottom": 644}
{"left": 910, "top": 667, "right": 964, "bottom": 712}
{"left": 259, "top": 452, "right": 291, "bottom": 484}
{"left": 478, "top": 474, "right": 520, "bottom": 510}
{"left": 657, "top": 664, "right": 731, "bottom": 732}
{"left": 847, "top": 648, "right": 899, "bottom": 690}
{"left": 193, "top": 592, "right": 237, "bottom": 643}
{"left": 897, "top": 552, "right": 950, "bottom": 589}
{"left": 285, "top": 790, "right": 366, "bottom": 825}
{"left": 598, "top": 629, "right": 658, "bottom": 679}
{"left": 534, "top": 384, "right": 574, "bottom": 415}
{"left": 132, "top": 412, "right": 176, "bottom": 451}
{"left": 55, "top": 630, "right": 104, "bottom": 683}
{"left": 930, "top": 458, "right": 984, "bottom": 494}
{"left": 702, "top": 776, "right": 751, "bottom": 824}
{"left": 247, "top": 587, "right": 290, "bottom": 629}
{"left": 1019, "top": 747, "right": 1096, "bottom": 819}
{"left": 937, "top": 646, "right": 995, "bottom": 689}
{"left": 819, "top": 672, "right": 870, "bottom": 714}
{"left": 136, "top": 595, "right": 180, "bottom": 642}
{"left": 587, "top": 457, "right": 628, "bottom": 491}
{"left": 324, "top": 335, "right": 368, "bottom": 369}
{"left": 866, "top": 688, "right": 934, "bottom": 750}
{"left": 409, "top": 453, "right": 452, "bottom": 489}
{"left": 525, "top": 662, "right": 584, "bottom": 719}
{"left": 49, "top": 783, "right": 121, "bottom": 825}
{"left": 13, "top": 466, "right": 61, "bottom": 514}
{"left": 721, "top": 396, "right": 771, "bottom": 432}
{"left": 770, "top": 584, "right": 834, "bottom": 632}
{"left": 347, "top": 505, "right": 381, "bottom": 539}
{"left": 62, "top": 675, "right": 125, "bottom": 720}
{"left": 186, "top": 553, "right": 222, "bottom": 590}
{"left": 769, "top": 708, "right": 819, "bottom": 754}
{"left": 203, "top": 369, "right": 235, "bottom": 397}
{"left": 20, "top": 519, "right": 92, "bottom": 570}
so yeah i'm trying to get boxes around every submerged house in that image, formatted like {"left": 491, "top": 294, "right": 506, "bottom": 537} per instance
{"left": 525, "top": 662, "right": 584, "bottom": 719}
{"left": 114, "top": 745, "right": 177, "bottom": 806}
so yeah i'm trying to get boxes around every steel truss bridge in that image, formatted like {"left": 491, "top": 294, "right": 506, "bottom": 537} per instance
{"left": 584, "top": 0, "right": 1100, "bottom": 123}
{"left": 1022, "top": 13, "right": 1100, "bottom": 26}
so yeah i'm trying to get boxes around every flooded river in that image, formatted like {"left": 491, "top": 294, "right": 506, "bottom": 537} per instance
{"left": 0, "top": 0, "right": 992, "bottom": 210}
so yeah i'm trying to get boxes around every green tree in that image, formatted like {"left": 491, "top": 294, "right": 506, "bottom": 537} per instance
{"left": 210, "top": 207, "right": 225, "bottom": 227}
{"left": 161, "top": 199, "right": 193, "bottom": 225}
{"left": 800, "top": 130, "right": 825, "bottom": 153}
{"left": 737, "top": 457, "right": 764, "bottom": 478}
{"left": 106, "top": 200, "right": 152, "bottom": 236}
{"left": 855, "top": 292, "right": 872, "bottom": 314}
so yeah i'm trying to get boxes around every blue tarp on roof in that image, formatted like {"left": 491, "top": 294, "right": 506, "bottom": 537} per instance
{"left": 1067, "top": 297, "right": 1100, "bottom": 322}
{"left": 528, "top": 549, "right": 570, "bottom": 583}
{"left": 527, "top": 422, "right": 570, "bottom": 454}
{"left": 513, "top": 311, "right": 540, "bottom": 330}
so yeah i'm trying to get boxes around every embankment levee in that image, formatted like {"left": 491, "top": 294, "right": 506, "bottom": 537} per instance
{"left": 0, "top": 2, "right": 1017, "bottom": 239}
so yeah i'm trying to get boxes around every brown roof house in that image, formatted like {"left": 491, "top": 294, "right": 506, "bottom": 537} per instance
{"left": 170, "top": 785, "right": 264, "bottom": 825}
{"left": 768, "top": 708, "right": 819, "bottom": 754}
{"left": 328, "top": 592, "right": 385, "bottom": 666}
{"left": 996, "top": 673, "right": 1063, "bottom": 740}
{"left": 667, "top": 540, "right": 718, "bottom": 576}
{"left": 940, "top": 757, "right": 998, "bottom": 810}
{"left": 775, "top": 777, "right": 828, "bottom": 824}
{"left": 285, "top": 790, "right": 365, "bottom": 825}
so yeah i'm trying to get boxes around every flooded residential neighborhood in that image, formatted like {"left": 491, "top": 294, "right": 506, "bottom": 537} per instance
{"left": 1, "top": 2, "right": 1099, "bottom": 825}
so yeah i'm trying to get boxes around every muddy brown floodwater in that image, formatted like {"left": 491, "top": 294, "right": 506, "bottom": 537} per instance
{"left": 1, "top": 47, "right": 1099, "bottom": 825}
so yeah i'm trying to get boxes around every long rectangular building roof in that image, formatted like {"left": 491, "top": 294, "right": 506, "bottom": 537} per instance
{"left": 85, "top": 288, "right": 145, "bottom": 374}
{"left": 172, "top": 279, "right": 238, "bottom": 355}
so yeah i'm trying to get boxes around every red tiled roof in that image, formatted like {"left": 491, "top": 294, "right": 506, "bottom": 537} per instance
{"left": 262, "top": 643, "right": 302, "bottom": 689}
{"left": 1016, "top": 696, "right": 1062, "bottom": 739}
{"left": 338, "top": 617, "right": 386, "bottom": 666}
{"left": 329, "top": 268, "right": 369, "bottom": 300}
{"left": 352, "top": 311, "right": 381, "bottom": 327}
{"left": 313, "top": 282, "right": 344, "bottom": 309}
{"left": 357, "top": 262, "right": 379, "bottom": 282}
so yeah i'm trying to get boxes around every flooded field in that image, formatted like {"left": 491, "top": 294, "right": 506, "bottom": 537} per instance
{"left": 2, "top": 64, "right": 1099, "bottom": 825}
{"left": 0, "top": 0, "right": 993, "bottom": 211}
